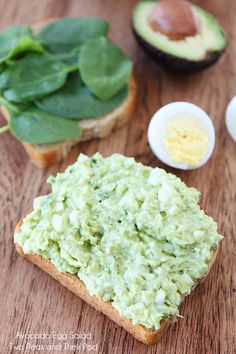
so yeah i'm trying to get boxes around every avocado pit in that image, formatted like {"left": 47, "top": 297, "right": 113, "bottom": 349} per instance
{"left": 148, "top": 0, "right": 198, "bottom": 40}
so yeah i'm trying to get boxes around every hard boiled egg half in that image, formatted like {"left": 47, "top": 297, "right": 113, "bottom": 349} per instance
{"left": 148, "top": 102, "right": 215, "bottom": 170}
{"left": 226, "top": 96, "right": 236, "bottom": 142}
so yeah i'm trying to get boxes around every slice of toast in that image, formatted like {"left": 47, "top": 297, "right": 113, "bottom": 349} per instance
{"left": 0, "top": 20, "right": 137, "bottom": 168}
{"left": 15, "top": 218, "right": 219, "bottom": 345}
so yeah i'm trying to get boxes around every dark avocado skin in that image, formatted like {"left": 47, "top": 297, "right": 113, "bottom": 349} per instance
{"left": 132, "top": 26, "right": 225, "bottom": 71}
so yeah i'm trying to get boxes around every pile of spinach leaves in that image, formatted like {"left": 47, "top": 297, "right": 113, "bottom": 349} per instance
{"left": 0, "top": 18, "right": 132, "bottom": 144}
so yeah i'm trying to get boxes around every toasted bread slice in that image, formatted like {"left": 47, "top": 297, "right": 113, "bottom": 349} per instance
{"left": 15, "top": 218, "right": 219, "bottom": 345}
{"left": 0, "top": 20, "right": 137, "bottom": 168}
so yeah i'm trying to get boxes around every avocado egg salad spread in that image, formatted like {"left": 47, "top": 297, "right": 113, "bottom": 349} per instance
{"left": 14, "top": 154, "right": 222, "bottom": 329}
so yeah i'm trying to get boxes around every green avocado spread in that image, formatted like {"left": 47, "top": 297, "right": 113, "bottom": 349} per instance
{"left": 14, "top": 153, "right": 222, "bottom": 329}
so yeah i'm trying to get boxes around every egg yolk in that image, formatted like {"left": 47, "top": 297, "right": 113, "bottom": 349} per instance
{"left": 163, "top": 114, "right": 209, "bottom": 166}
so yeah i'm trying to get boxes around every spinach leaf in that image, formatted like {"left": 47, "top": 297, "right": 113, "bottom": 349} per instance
{"left": 79, "top": 36, "right": 132, "bottom": 101}
{"left": 35, "top": 73, "right": 128, "bottom": 119}
{"left": 45, "top": 46, "right": 81, "bottom": 65}
{"left": 0, "top": 64, "right": 6, "bottom": 74}
{"left": 9, "top": 36, "right": 44, "bottom": 59}
{"left": 0, "top": 98, "right": 81, "bottom": 143}
{"left": 38, "top": 17, "right": 109, "bottom": 54}
{"left": 0, "top": 124, "right": 10, "bottom": 134}
{"left": 0, "top": 54, "right": 78, "bottom": 102}
{"left": 10, "top": 107, "right": 81, "bottom": 144}
{"left": 0, "top": 25, "right": 44, "bottom": 63}
{"left": 0, "top": 95, "right": 30, "bottom": 116}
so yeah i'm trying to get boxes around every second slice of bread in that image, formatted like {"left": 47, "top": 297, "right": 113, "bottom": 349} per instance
{"left": 0, "top": 20, "right": 137, "bottom": 168}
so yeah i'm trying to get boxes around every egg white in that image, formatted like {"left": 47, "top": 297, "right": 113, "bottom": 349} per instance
{"left": 147, "top": 102, "right": 216, "bottom": 170}
{"left": 226, "top": 96, "right": 236, "bottom": 142}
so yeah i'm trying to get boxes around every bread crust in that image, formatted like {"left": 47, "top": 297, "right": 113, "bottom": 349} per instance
{"left": 15, "top": 218, "right": 219, "bottom": 345}
{"left": 0, "top": 20, "right": 137, "bottom": 168}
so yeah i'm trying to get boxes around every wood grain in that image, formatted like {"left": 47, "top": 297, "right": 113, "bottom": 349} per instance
{"left": 0, "top": 0, "right": 235, "bottom": 353}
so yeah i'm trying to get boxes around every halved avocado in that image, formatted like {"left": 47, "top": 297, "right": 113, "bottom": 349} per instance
{"left": 132, "top": 1, "right": 226, "bottom": 71}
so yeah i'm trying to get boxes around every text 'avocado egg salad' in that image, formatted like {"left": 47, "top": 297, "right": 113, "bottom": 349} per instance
{"left": 14, "top": 154, "right": 222, "bottom": 329}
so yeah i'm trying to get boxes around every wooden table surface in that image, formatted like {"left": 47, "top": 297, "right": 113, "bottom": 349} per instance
{"left": 0, "top": 0, "right": 235, "bottom": 353}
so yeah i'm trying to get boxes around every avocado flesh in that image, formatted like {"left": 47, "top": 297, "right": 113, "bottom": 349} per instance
{"left": 133, "top": 1, "right": 226, "bottom": 65}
